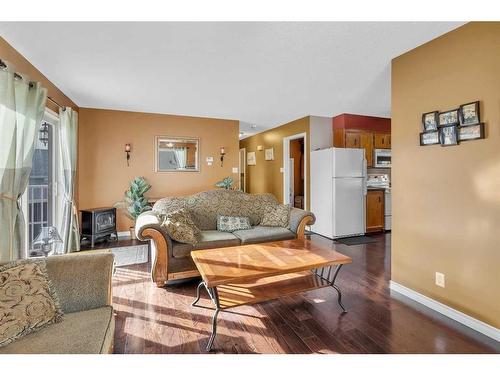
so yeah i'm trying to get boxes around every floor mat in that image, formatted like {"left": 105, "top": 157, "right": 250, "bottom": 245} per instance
{"left": 335, "top": 236, "right": 378, "bottom": 245}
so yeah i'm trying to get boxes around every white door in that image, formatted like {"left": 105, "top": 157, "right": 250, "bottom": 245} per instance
{"left": 289, "top": 158, "right": 294, "bottom": 205}
{"left": 332, "top": 177, "right": 365, "bottom": 237}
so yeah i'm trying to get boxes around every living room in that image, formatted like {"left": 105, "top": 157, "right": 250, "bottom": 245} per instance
{"left": 1, "top": 2, "right": 499, "bottom": 373}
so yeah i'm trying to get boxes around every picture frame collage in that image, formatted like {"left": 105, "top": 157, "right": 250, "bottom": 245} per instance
{"left": 420, "top": 101, "right": 485, "bottom": 147}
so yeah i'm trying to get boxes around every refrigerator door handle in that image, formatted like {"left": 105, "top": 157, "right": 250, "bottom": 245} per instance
{"left": 363, "top": 178, "right": 367, "bottom": 196}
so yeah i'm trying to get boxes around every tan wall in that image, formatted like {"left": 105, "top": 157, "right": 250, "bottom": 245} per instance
{"left": 392, "top": 22, "right": 500, "bottom": 328}
{"left": 239, "top": 117, "right": 310, "bottom": 208}
{"left": 78, "top": 108, "right": 239, "bottom": 231}
{"left": 0, "top": 37, "right": 77, "bottom": 112}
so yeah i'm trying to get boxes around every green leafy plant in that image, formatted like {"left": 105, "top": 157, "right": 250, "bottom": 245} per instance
{"left": 214, "top": 176, "right": 234, "bottom": 190}
{"left": 115, "top": 177, "right": 152, "bottom": 222}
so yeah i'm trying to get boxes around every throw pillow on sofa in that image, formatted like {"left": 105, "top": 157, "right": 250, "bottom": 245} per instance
{"left": 217, "top": 215, "right": 252, "bottom": 232}
{"left": 0, "top": 260, "right": 64, "bottom": 348}
{"left": 260, "top": 204, "right": 291, "bottom": 228}
{"left": 161, "top": 209, "right": 201, "bottom": 244}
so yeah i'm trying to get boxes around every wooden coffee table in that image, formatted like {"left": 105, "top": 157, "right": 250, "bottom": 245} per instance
{"left": 190, "top": 239, "right": 352, "bottom": 351}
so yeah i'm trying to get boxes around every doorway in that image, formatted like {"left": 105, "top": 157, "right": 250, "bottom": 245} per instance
{"left": 283, "top": 133, "right": 307, "bottom": 209}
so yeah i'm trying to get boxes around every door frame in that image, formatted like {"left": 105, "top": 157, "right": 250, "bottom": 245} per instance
{"left": 239, "top": 147, "right": 246, "bottom": 192}
{"left": 283, "top": 132, "right": 307, "bottom": 209}
{"left": 21, "top": 108, "right": 60, "bottom": 257}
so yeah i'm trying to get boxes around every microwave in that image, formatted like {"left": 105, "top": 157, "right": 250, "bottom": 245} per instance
{"left": 374, "top": 149, "right": 391, "bottom": 168}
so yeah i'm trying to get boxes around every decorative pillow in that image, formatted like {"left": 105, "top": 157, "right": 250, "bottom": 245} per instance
{"left": 0, "top": 260, "right": 63, "bottom": 348}
{"left": 260, "top": 204, "right": 291, "bottom": 228}
{"left": 217, "top": 215, "right": 252, "bottom": 232}
{"left": 161, "top": 209, "right": 201, "bottom": 244}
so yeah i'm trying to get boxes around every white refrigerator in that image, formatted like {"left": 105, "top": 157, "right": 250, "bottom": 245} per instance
{"left": 311, "top": 147, "right": 367, "bottom": 239}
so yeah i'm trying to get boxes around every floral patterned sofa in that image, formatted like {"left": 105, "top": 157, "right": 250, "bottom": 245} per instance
{"left": 135, "top": 189, "right": 315, "bottom": 286}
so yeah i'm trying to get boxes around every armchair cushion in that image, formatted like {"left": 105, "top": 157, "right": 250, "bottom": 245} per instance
{"left": 0, "top": 260, "right": 63, "bottom": 347}
{"left": 0, "top": 306, "right": 114, "bottom": 354}
{"left": 45, "top": 253, "right": 114, "bottom": 314}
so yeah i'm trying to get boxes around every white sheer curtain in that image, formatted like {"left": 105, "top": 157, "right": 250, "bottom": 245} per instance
{"left": 57, "top": 107, "right": 80, "bottom": 253}
{"left": 0, "top": 61, "right": 47, "bottom": 261}
{"left": 173, "top": 147, "right": 187, "bottom": 169}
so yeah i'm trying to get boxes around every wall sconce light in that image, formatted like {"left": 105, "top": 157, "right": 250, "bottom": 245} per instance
{"left": 220, "top": 147, "right": 226, "bottom": 167}
{"left": 125, "top": 143, "right": 131, "bottom": 166}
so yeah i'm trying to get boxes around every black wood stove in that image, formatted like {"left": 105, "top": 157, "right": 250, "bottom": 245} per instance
{"left": 80, "top": 207, "right": 118, "bottom": 247}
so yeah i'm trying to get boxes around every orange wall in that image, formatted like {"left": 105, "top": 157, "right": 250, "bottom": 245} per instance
{"left": 78, "top": 108, "right": 239, "bottom": 231}
{"left": 0, "top": 37, "right": 77, "bottom": 112}
{"left": 392, "top": 22, "right": 500, "bottom": 328}
{"left": 239, "top": 116, "right": 310, "bottom": 208}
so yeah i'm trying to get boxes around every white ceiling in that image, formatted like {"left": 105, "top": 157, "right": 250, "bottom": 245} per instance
{"left": 0, "top": 22, "right": 463, "bottom": 138}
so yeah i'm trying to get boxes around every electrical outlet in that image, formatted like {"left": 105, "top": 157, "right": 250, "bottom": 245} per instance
{"left": 435, "top": 272, "right": 445, "bottom": 288}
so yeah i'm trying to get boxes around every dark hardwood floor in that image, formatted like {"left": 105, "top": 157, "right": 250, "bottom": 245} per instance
{"left": 112, "top": 233, "right": 500, "bottom": 354}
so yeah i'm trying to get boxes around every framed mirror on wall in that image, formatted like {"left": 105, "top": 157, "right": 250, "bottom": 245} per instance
{"left": 155, "top": 136, "right": 200, "bottom": 172}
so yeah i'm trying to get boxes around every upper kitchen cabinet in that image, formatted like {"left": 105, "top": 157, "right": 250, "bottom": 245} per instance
{"left": 332, "top": 114, "right": 391, "bottom": 167}
{"left": 374, "top": 133, "right": 391, "bottom": 149}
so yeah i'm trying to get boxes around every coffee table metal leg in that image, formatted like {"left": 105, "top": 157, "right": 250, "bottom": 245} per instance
{"left": 192, "top": 281, "right": 205, "bottom": 307}
{"left": 329, "top": 265, "right": 346, "bottom": 312}
{"left": 206, "top": 287, "right": 221, "bottom": 352}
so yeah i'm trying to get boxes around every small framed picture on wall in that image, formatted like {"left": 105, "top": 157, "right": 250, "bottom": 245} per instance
{"left": 422, "top": 111, "right": 439, "bottom": 132}
{"left": 459, "top": 101, "right": 480, "bottom": 126}
{"left": 438, "top": 109, "right": 459, "bottom": 127}
{"left": 420, "top": 130, "right": 439, "bottom": 146}
{"left": 264, "top": 148, "right": 274, "bottom": 161}
{"left": 459, "top": 123, "right": 485, "bottom": 141}
{"left": 247, "top": 152, "right": 256, "bottom": 166}
{"left": 439, "top": 125, "right": 459, "bottom": 146}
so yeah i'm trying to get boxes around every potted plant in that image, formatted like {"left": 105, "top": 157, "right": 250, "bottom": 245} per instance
{"left": 115, "top": 177, "right": 152, "bottom": 239}
{"left": 214, "top": 176, "right": 235, "bottom": 190}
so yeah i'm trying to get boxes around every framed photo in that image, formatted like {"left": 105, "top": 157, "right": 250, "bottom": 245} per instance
{"left": 459, "top": 123, "right": 485, "bottom": 142}
{"left": 247, "top": 151, "right": 256, "bottom": 166}
{"left": 438, "top": 109, "right": 459, "bottom": 127}
{"left": 439, "top": 125, "right": 459, "bottom": 147}
{"left": 459, "top": 101, "right": 480, "bottom": 126}
{"left": 422, "top": 111, "right": 439, "bottom": 132}
{"left": 420, "top": 130, "right": 439, "bottom": 146}
{"left": 265, "top": 148, "right": 274, "bottom": 161}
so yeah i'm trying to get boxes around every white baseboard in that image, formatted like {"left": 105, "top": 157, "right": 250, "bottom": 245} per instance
{"left": 117, "top": 231, "right": 131, "bottom": 238}
{"left": 389, "top": 280, "right": 500, "bottom": 342}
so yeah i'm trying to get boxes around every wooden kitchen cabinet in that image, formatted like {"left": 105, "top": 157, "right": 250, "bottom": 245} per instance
{"left": 366, "top": 190, "right": 385, "bottom": 233}
{"left": 343, "top": 130, "right": 374, "bottom": 166}
{"left": 345, "top": 131, "right": 360, "bottom": 148}
{"left": 374, "top": 133, "right": 391, "bottom": 149}
{"left": 359, "top": 132, "right": 374, "bottom": 167}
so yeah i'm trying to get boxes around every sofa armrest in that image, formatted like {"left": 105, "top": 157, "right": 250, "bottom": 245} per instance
{"left": 45, "top": 253, "right": 114, "bottom": 314}
{"left": 135, "top": 211, "right": 171, "bottom": 287}
{"left": 289, "top": 208, "right": 316, "bottom": 239}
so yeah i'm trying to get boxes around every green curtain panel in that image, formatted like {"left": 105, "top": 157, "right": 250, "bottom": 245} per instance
{"left": 0, "top": 61, "right": 48, "bottom": 262}
{"left": 58, "top": 107, "right": 80, "bottom": 253}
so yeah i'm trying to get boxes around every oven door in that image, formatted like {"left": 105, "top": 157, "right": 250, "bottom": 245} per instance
{"left": 374, "top": 149, "right": 391, "bottom": 168}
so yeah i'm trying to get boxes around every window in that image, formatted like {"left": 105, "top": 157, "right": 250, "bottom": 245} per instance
{"left": 22, "top": 109, "right": 59, "bottom": 257}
